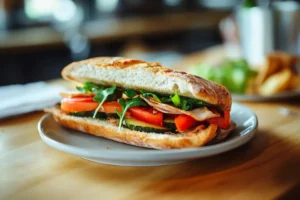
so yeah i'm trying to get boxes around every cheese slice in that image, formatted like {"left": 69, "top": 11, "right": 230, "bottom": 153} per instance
{"left": 60, "top": 91, "right": 95, "bottom": 98}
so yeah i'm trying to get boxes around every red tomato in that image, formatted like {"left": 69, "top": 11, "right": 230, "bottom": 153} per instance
{"left": 63, "top": 97, "right": 94, "bottom": 102}
{"left": 208, "top": 110, "right": 230, "bottom": 129}
{"left": 101, "top": 101, "right": 122, "bottom": 113}
{"left": 61, "top": 100, "right": 99, "bottom": 112}
{"left": 61, "top": 97, "right": 122, "bottom": 113}
{"left": 174, "top": 114, "right": 198, "bottom": 131}
{"left": 128, "top": 107, "right": 163, "bottom": 126}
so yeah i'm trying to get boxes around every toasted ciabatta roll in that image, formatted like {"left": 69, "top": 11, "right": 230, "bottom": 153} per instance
{"left": 47, "top": 57, "right": 235, "bottom": 149}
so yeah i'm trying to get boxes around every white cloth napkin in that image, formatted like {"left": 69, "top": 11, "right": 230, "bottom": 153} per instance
{"left": 0, "top": 82, "right": 66, "bottom": 119}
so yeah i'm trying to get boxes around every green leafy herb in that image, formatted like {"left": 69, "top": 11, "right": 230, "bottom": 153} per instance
{"left": 76, "top": 82, "right": 100, "bottom": 93}
{"left": 77, "top": 83, "right": 214, "bottom": 118}
{"left": 161, "top": 96, "right": 172, "bottom": 103}
{"left": 243, "top": 0, "right": 256, "bottom": 8}
{"left": 141, "top": 92, "right": 162, "bottom": 103}
{"left": 170, "top": 93, "right": 210, "bottom": 111}
{"left": 116, "top": 97, "right": 147, "bottom": 130}
{"left": 125, "top": 88, "right": 137, "bottom": 98}
{"left": 181, "top": 99, "right": 190, "bottom": 110}
{"left": 140, "top": 89, "right": 212, "bottom": 111}
{"left": 187, "top": 98, "right": 209, "bottom": 107}
{"left": 92, "top": 85, "right": 117, "bottom": 118}
{"left": 171, "top": 92, "right": 180, "bottom": 107}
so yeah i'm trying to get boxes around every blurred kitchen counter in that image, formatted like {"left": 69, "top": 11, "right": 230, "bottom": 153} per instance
{"left": 0, "top": 11, "right": 228, "bottom": 52}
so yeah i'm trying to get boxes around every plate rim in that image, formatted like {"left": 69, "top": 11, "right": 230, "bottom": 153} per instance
{"left": 232, "top": 89, "right": 300, "bottom": 101}
{"left": 38, "top": 102, "right": 258, "bottom": 160}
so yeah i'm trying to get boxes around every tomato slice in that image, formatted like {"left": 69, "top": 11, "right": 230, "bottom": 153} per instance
{"left": 101, "top": 101, "right": 122, "bottom": 113}
{"left": 61, "top": 97, "right": 122, "bottom": 113}
{"left": 62, "top": 97, "right": 94, "bottom": 102}
{"left": 208, "top": 110, "right": 230, "bottom": 129}
{"left": 174, "top": 114, "right": 198, "bottom": 131}
{"left": 61, "top": 100, "right": 99, "bottom": 112}
{"left": 128, "top": 107, "right": 163, "bottom": 126}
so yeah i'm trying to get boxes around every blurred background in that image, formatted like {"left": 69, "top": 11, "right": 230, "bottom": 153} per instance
{"left": 0, "top": 0, "right": 299, "bottom": 89}
{"left": 0, "top": 0, "right": 234, "bottom": 85}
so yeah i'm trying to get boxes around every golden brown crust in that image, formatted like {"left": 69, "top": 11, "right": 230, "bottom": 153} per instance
{"left": 62, "top": 57, "right": 232, "bottom": 110}
{"left": 47, "top": 107, "right": 218, "bottom": 149}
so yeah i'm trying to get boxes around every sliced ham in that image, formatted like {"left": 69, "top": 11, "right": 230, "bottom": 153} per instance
{"left": 207, "top": 122, "right": 236, "bottom": 144}
{"left": 140, "top": 95, "right": 220, "bottom": 121}
{"left": 183, "top": 123, "right": 217, "bottom": 136}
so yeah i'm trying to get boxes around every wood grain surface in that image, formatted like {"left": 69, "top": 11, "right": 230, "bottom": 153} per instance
{"left": 1, "top": 53, "right": 300, "bottom": 200}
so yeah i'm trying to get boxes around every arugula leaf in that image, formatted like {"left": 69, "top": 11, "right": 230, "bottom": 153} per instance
{"left": 161, "top": 96, "right": 172, "bottom": 103}
{"left": 140, "top": 90, "right": 161, "bottom": 102}
{"left": 76, "top": 82, "right": 101, "bottom": 93}
{"left": 140, "top": 89, "right": 211, "bottom": 111}
{"left": 185, "top": 98, "right": 210, "bottom": 109}
{"left": 169, "top": 93, "right": 211, "bottom": 110}
{"left": 125, "top": 88, "right": 137, "bottom": 98}
{"left": 92, "top": 85, "right": 117, "bottom": 118}
{"left": 116, "top": 98, "right": 125, "bottom": 118}
{"left": 117, "top": 97, "right": 147, "bottom": 130}
{"left": 76, "top": 86, "right": 87, "bottom": 92}
{"left": 181, "top": 99, "right": 190, "bottom": 110}
{"left": 194, "top": 99, "right": 210, "bottom": 107}
{"left": 142, "top": 93, "right": 162, "bottom": 103}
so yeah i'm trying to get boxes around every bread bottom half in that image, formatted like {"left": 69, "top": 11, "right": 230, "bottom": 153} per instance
{"left": 47, "top": 107, "right": 235, "bottom": 149}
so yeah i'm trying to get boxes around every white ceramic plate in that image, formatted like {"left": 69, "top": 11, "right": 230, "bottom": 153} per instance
{"left": 38, "top": 102, "right": 258, "bottom": 166}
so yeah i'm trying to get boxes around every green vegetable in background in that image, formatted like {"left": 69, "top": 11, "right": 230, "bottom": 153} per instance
{"left": 243, "top": 0, "right": 256, "bottom": 8}
{"left": 189, "top": 59, "right": 257, "bottom": 94}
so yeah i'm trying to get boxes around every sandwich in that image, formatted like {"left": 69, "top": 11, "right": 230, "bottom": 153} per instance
{"left": 47, "top": 57, "right": 235, "bottom": 149}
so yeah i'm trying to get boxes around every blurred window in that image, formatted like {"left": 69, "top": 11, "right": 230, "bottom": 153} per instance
{"left": 25, "top": 0, "right": 60, "bottom": 20}
{"left": 164, "top": 0, "right": 181, "bottom": 7}
{"left": 96, "top": 0, "right": 118, "bottom": 13}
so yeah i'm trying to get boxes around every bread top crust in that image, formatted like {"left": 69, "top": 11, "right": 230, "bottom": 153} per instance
{"left": 62, "top": 57, "right": 232, "bottom": 110}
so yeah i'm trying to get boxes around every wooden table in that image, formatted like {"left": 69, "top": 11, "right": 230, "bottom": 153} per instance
{"left": 1, "top": 67, "right": 300, "bottom": 200}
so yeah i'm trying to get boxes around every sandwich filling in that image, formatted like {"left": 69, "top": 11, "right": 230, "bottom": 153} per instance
{"left": 59, "top": 82, "right": 231, "bottom": 133}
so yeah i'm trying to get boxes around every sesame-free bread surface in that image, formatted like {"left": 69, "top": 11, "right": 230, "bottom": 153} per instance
{"left": 62, "top": 57, "right": 232, "bottom": 110}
